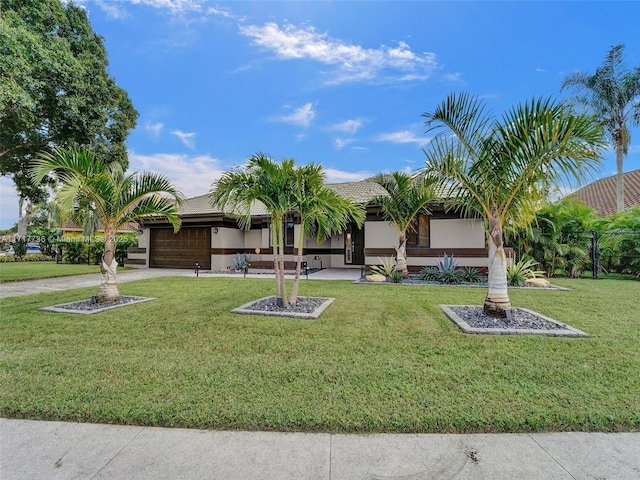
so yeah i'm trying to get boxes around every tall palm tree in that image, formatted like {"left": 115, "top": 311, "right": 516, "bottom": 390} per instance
{"left": 210, "top": 153, "right": 296, "bottom": 306}
{"left": 562, "top": 44, "right": 640, "bottom": 212}
{"left": 371, "top": 172, "right": 437, "bottom": 277}
{"left": 421, "top": 93, "right": 606, "bottom": 318}
{"left": 31, "top": 147, "right": 183, "bottom": 302}
{"left": 289, "top": 163, "right": 365, "bottom": 304}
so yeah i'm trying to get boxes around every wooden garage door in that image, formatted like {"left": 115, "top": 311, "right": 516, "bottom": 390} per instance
{"left": 150, "top": 227, "right": 211, "bottom": 269}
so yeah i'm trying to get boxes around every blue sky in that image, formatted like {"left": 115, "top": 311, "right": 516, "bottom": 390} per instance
{"left": 2, "top": 0, "right": 640, "bottom": 229}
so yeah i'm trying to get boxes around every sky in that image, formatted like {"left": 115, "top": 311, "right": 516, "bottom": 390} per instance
{"left": 2, "top": 0, "right": 640, "bottom": 230}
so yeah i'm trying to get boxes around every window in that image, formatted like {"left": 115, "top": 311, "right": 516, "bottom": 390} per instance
{"left": 406, "top": 214, "right": 430, "bottom": 247}
{"left": 286, "top": 222, "right": 295, "bottom": 247}
{"left": 269, "top": 220, "right": 296, "bottom": 247}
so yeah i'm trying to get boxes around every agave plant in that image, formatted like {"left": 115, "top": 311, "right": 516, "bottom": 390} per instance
{"left": 459, "top": 267, "right": 483, "bottom": 283}
{"left": 507, "top": 257, "right": 545, "bottom": 286}
{"left": 233, "top": 253, "right": 252, "bottom": 270}
{"left": 419, "top": 253, "right": 464, "bottom": 284}
{"left": 419, "top": 266, "right": 439, "bottom": 281}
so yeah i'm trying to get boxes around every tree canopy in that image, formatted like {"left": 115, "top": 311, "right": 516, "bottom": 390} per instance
{"left": 562, "top": 44, "right": 640, "bottom": 212}
{"left": 422, "top": 93, "right": 606, "bottom": 317}
{"left": 0, "top": 0, "right": 138, "bottom": 207}
{"left": 30, "top": 147, "right": 183, "bottom": 302}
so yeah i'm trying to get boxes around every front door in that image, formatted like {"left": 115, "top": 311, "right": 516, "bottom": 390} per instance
{"left": 345, "top": 223, "right": 364, "bottom": 265}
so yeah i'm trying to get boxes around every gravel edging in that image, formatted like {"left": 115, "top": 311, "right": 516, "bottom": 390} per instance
{"left": 39, "top": 296, "right": 156, "bottom": 315}
{"left": 232, "top": 296, "right": 335, "bottom": 319}
{"left": 440, "top": 305, "right": 589, "bottom": 337}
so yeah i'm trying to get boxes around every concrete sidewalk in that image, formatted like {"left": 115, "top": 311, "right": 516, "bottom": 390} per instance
{"left": 2, "top": 419, "right": 639, "bottom": 479}
{"left": 0, "top": 267, "right": 361, "bottom": 299}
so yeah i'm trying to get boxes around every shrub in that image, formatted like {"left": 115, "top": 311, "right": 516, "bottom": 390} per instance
{"left": 10, "top": 237, "right": 27, "bottom": 259}
{"left": 388, "top": 270, "right": 403, "bottom": 283}
{"left": 369, "top": 257, "right": 396, "bottom": 277}
{"left": 60, "top": 242, "right": 86, "bottom": 264}
{"left": 459, "top": 267, "right": 483, "bottom": 283}
{"left": 507, "top": 256, "right": 545, "bottom": 286}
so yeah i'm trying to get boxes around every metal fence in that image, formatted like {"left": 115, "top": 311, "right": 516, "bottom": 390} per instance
{"left": 559, "top": 230, "right": 640, "bottom": 280}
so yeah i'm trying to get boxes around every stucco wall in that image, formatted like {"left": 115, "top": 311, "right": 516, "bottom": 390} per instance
{"left": 365, "top": 220, "right": 397, "bottom": 248}
{"left": 244, "top": 230, "right": 261, "bottom": 249}
{"left": 430, "top": 218, "right": 484, "bottom": 248}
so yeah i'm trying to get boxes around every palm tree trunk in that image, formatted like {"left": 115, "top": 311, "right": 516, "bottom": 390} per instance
{"left": 273, "top": 218, "right": 288, "bottom": 306}
{"left": 289, "top": 226, "right": 304, "bottom": 305}
{"left": 484, "top": 209, "right": 511, "bottom": 318}
{"left": 616, "top": 143, "right": 624, "bottom": 212}
{"left": 96, "top": 231, "right": 120, "bottom": 302}
{"left": 395, "top": 233, "right": 408, "bottom": 278}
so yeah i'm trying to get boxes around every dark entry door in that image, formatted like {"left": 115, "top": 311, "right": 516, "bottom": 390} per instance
{"left": 346, "top": 223, "right": 365, "bottom": 265}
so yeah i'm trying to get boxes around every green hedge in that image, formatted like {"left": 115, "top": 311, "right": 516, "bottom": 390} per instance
{"left": 0, "top": 254, "right": 55, "bottom": 263}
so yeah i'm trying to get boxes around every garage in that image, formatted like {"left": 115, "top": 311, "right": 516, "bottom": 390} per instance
{"left": 150, "top": 227, "right": 211, "bottom": 270}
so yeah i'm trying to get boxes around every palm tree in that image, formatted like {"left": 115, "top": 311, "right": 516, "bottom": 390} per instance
{"left": 421, "top": 93, "right": 606, "bottom": 318}
{"left": 210, "top": 153, "right": 296, "bottom": 306}
{"left": 211, "top": 154, "right": 366, "bottom": 306}
{"left": 371, "top": 172, "right": 437, "bottom": 277}
{"left": 289, "top": 163, "right": 365, "bottom": 304}
{"left": 31, "top": 147, "right": 183, "bottom": 302}
{"left": 562, "top": 44, "right": 640, "bottom": 213}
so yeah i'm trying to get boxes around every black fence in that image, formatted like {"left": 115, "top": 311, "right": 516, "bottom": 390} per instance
{"left": 556, "top": 230, "right": 640, "bottom": 280}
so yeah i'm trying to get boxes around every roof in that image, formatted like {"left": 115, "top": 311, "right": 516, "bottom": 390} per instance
{"left": 178, "top": 180, "right": 389, "bottom": 217}
{"left": 569, "top": 169, "right": 640, "bottom": 216}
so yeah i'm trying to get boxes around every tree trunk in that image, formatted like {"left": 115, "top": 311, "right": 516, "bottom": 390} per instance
{"left": 395, "top": 234, "right": 408, "bottom": 278}
{"left": 289, "top": 225, "right": 304, "bottom": 305}
{"left": 616, "top": 143, "right": 624, "bottom": 212}
{"left": 96, "top": 231, "right": 120, "bottom": 302}
{"left": 273, "top": 218, "right": 288, "bottom": 306}
{"left": 17, "top": 200, "right": 32, "bottom": 238}
{"left": 484, "top": 207, "right": 511, "bottom": 318}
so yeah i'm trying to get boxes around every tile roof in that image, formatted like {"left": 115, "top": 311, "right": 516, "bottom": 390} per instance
{"left": 569, "top": 169, "right": 640, "bottom": 216}
{"left": 178, "top": 181, "right": 389, "bottom": 217}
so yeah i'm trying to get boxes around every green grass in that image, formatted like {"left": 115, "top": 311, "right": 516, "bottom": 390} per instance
{"left": 1, "top": 277, "right": 638, "bottom": 433}
{"left": 0, "top": 261, "right": 101, "bottom": 282}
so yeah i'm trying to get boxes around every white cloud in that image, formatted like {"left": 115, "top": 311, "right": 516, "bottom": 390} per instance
{"left": 171, "top": 130, "right": 197, "bottom": 149}
{"left": 273, "top": 103, "right": 316, "bottom": 128}
{"left": 324, "top": 168, "right": 372, "bottom": 184}
{"left": 329, "top": 119, "right": 363, "bottom": 135}
{"left": 93, "top": 0, "right": 130, "bottom": 19}
{"left": 442, "top": 72, "right": 462, "bottom": 83}
{"left": 129, "top": 152, "right": 224, "bottom": 198}
{"left": 144, "top": 121, "right": 164, "bottom": 137}
{"left": 130, "top": 0, "right": 205, "bottom": 14}
{"left": 239, "top": 22, "right": 438, "bottom": 85}
{"left": 334, "top": 138, "right": 354, "bottom": 150}
{"left": 376, "top": 130, "right": 429, "bottom": 146}
{"left": 536, "top": 68, "right": 546, "bottom": 73}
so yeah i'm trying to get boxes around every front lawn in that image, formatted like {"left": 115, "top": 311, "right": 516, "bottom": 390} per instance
{"left": 0, "top": 261, "right": 101, "bottom": 282}
{"left": 0, "top": 277, "right": 638, "bottom": 433}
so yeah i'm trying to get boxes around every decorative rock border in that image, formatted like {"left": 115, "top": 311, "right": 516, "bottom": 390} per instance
{"left": 39, "top": 296, "right": 156, "bottom": 315}
{"left": 440, "top": 305, "right": 589, "bottom": 337}
{"left": 232, "top": 296, "right": 335, "bottom": 319}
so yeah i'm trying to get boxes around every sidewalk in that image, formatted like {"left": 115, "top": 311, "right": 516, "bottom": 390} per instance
{"left": 2, "top": 419, "right": 639, "bottom": 479}
{"left": 0, "top": 267, "right": 362, "bottom": 299}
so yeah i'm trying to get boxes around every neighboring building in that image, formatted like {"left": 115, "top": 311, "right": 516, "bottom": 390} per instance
{"left": 129, "top": 180, "right": 490, "bottom": 271}
{"left": 570, "top": 169, "right": 640, "bottom": 216}
{"left": 59, "top": 221, "right": 139, "bottom": 238}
